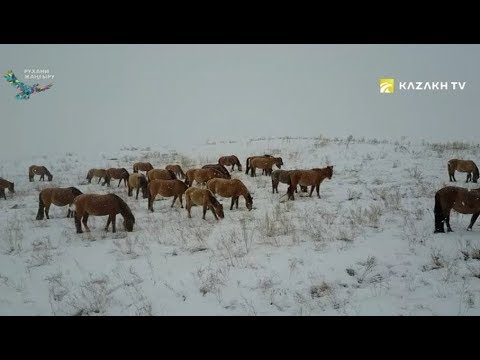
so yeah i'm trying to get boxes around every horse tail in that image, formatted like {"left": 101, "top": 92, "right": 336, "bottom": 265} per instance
{"left": 69, "top": 187, "right": 83, "bottom": 197}
{"left": 179, "top": 167, "right": 186, "bottom": 179}
{"left": 36, "top": 192, "right": 45, "bottom": 220}
{"left": 147, "top": 182, "right": 153, "bottom": 209}
{"left": 434, "top": 191, "right": 445, "bottom": 232}
{"left": 28, "top": 166, "right": 34, "bottom": 181}
{"left": 473, "top": 162, "right": 479, "bottom": 182}
{"left": 245, "top": 157, "right": 251, "bottom": 174}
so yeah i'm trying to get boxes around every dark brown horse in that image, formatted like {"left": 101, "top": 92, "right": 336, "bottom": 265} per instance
{"left": 202, "top": 164, "right": 231, "bottom": 178}
{"left": 147, "top": 179, "right": 188, "bottom": 211}
{"left": 36, "top": 187, "right": 83, "bottom": 220}
{"left": 127, "top": 173, "right": 148, "bottom": 199}
{"left": 133, "top": 162, "right": 154, "bottom": 174}
{"left": 0, "top": 178, "right": 15, "bottom": 200}
{"left": 207, "top": 178, "right": 253, "bottom": 211}
{"left": 105, "top": 168, "right": 129, "bottom": 187}
{"left": 249, "top": 157, "right": 283, "bottom": 177}
{"left": 434, "top": 186, "right": 480, "bottom": 233}
{"left": 185, "top": 187, "right": 224, "bottom": 220}
{"left": 448, "top": 159, "right": 479, "bottom": 183}
{"left": 271, "top": 170, "right": 307, "bottom": 194}
{"left": 166, "top": 165, "right": 186, "bottom": 179}
{"left": 218, "top": 155, "right": 242, "bottom": 172}
{"left": 185, "top": 168, "right": 230, "bottom": 187}
{"left": 29, "top": 165, "right": 53, "bottom": 182}
{"left": 71, "top": 193, "right": 135, "bottom": 234}
{"left": 287, "top": 166, "right": 333, "bottom": 200}
{"left": 86, "top": 168, "right": 109, "bottom": 185}
{"left": 147, "top": 169, "right": 177, "bottom": 182}
{"left": 245, "top": 155, "right": 272, "bottom": 175}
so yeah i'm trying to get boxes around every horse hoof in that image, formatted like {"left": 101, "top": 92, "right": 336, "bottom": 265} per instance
{"left": 447, "top": 229, "right": 453, "bottom": 232}
{"left": 467, "top": 227, "right": 472, "bottom": 231}
{"left": 434, "top": 229, "right": 445, "bottom": 233}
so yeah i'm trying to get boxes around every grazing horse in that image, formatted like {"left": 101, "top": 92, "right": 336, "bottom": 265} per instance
{"left": 185, "top": 168, "right": 229, "bottom": 187}
{"left": 434, "top": 186, "right": 480, "bottom": 233}
{"left": 0, "top": 178, "right": 15, "bottom": 200}
{"left": 86, "top": 168, "right": 109, "bottom": 185}
{"left": 147, "top": 169, "right": 177, "bottom": 182}
{"left": 207, "top": 178, "right": 253, "bottom": 211}
{"left": 202, "top": 164, "right": 231, "bottom": 178}
{"left": 133, "top": 162, "right": 154, "bottom": 174}
{"left": 29, "top": 165, "right": 53, "bottom": 182}
{"left": 448, "top": 159, "right": 479, "bottom": 183}
{"left": 249, "top": 157, "right": 283, "bottom": 177}
{"left": 127, "top": 173, "right": 148, "bottom": 200}
{"left": 287, "top": 166, "right": 333, "bottom": 200}
{"left": 218, "top": 155, "right": 242, "bottom": 172}
{"left": 147, "top": 179, "right": 188, "bottom": 211}
{"left": 245, "top": 155, "right": 272, "bottom": 175}
{"left": 71, "top": 193, "right": 135, "bottom": 234}
{"left": 271, "top": 170, "right": 307, "bottom": 194}
{"left": 166, "top": 165, "right": 186, "bottom": 179}
{"left": 185, "top": 187, "right": 224, "bottom": 220}
{"left": 105, "top": 168, "right": 129, "bottom": 187}
{"left": 36, "top": 187, "right": 83, "bottom": 220}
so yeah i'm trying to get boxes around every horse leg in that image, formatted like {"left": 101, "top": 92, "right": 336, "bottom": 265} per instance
{"left": 468, "top": 212, "right": 480, "bottom": 231}
{"left": 112, "top": 214, "right": 116, "bottom": 233}
{"left": 1, "top": 189, "right": 6, "bottom": 200}
{"left": 309, "top": 184, "right": 315, "bottom": 197}
{"left": 186, "top": 198, "right": 192, "bottom": 218}
{"left": 98, "top": 177, "right": 102, "bottom": 184}
{"left": 67, "top": 208, "right": 71, "bottom": 218}
{"left": 203, "top": 204, "right": 208, "bottom": 220}
{"left": 251, "top": 167, "right": 255, "bottom": 177}
{"left": 210, "top": 205, "right": 219, "bottom": 220}
{"left": 171, "top": 195, "right": 178, "bottom": 208}
{"left": 135, "top": 187, "right": 140, "bottom": 200}
{"left": 118, "top": 179, "right": 121, "bottom": 187}
{"left": 316, "top": 183, "right": 321, "bottom": 198}
{"left": 45, "top": 203, "right": 51, "bottom": 219}
{"left": 467, "top": 173, "right": 471, "bottom": 183}
{"left": 105, "top": 215, "right": 112, "bottom": 231}
{"left": 445, "top": 211, "right": 453, "bottom": 232}
{"left": 236, "top": 196, "right": 239, "bottom": 209}
{"left": 179, "top": 194, "right": 184, "bottom": 208}
{"left": 82, "top": 214, "right": 90, "bottom": 232}
{"left": 75, "top": 213, "right": 83, "bottom": 233}
{"left": 230, "top": 197, "right": 235, "bottom": 210}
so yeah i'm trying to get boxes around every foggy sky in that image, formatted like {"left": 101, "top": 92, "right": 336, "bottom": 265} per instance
{"left": 1, "top": 44, "right": 479, "bottom": 161}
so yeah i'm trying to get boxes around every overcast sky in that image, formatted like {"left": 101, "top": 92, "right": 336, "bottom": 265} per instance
{"left": 1, "top": 44, "right": 479, "bottom": 160}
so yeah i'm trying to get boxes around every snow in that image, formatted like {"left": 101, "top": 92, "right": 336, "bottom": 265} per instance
{"left": 1, "top": 136, "right": 480, "bottom": 315}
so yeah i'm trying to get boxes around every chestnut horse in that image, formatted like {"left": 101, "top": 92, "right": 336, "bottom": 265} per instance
{"left": 249, "top": 157, "right": 283, "bottom": 177}
{"left": 71, "top": 193, "right": 135, "bottom": 234}
{"left": 147, "top": 179, "right": 188, "bottom": 211}
{"left": 245, "top": 155, "right": 272, "bottom": 175}
{"left": 127, "top": 173, "right": 148, "bottom": 199}
{"left": 202, "top": 164, "right": 231, "bottom": 178}
{"left": 271, "top": 170, "right": 307, "bottom": 194}
{"left": 0, "top": 178, "right": 15, "bottom": 200}
{"left": 218, "top": 155, "right": 242, "bottom": 172}
{"left": 86, "top": 168, "right": 109, "bottom": 185}
{"left": 287, "top": 166, "right": 333, "bottom": 200}
{"left": 36, "top": 187, "right": 83, "bottom": 220}
{"left": 448, "top": 159, "right": 479, "bottom": 183}
{"left": 207, "top": 178, "right": 253, "bottom": 211}
{"left": 166, "top": 165, "right": 186, "bottom": 179}
{"left": 105, "top": 168, "right": 130, "bottom": 187}
{"left": 133, "top": 162, "right": 154, "bottom": 174}
{"left": 185, "top": 187, "right": 224, "bottom": 220}
{"left": 434, "top": 186, "right": 480, "bottom": 233}
{"left": 147, "top": 169, "right": 177, "bottom": 182}
{"left": 185, "top": 168, "right": 229, "bottom": 187}
{"left": 29, "top": 165, "right": 53, "bottom": 182}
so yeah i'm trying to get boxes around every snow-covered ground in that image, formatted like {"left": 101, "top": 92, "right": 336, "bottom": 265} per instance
{"left": 1, "top": 135, "right": 480, "bottom": 315}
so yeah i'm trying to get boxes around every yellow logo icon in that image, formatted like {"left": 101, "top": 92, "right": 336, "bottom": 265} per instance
{"left": 380, "top": 78, "right": 394, "bottom": 93}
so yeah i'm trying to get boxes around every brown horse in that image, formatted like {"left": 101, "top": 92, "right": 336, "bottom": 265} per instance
{"left": 271, "top": 170, "right": 307, "bottom": 194}
{"left": 36, "top": 187, "right": 83, "bottom": 220}
{"left": 105, "top": 168, "right": 129, "bottom": 187}
{"left": 185, "top": 187, "right": 224, "bottom": 220}
{"left": 218, "top": 155, "right": 242, "bottom": 172}
{"left": 448, "top": 159, "right": 479, "bottom": 183}
{"left": 127, "top": 173, "right": 148, "bottom": 199}
{"left": 86, "top": 168, "right": 109, "bottom": 185}
{"left": 147, "top": 179, "right": 188, "bottom": 211}
{"left": 0, "top": 178, "right": 15, "bottom": 200}
{"left": 287, "top": 166, "right": 333, "bottom": 200}
{"left": 249, "top": 157, "right": 283, "bottom": 177}
{"left": 245, "top": 155, "right": 272, "bottom": 175}
{"left": 434, "top": 186, "right": 480, "bottom": 233}
{"left": 202, "top": 164, "right": 231, "bottom": 178}
{"left": 147, "top": 169, "right": 177, "bottom": 182}
{"left": 29, "top": 165, "right": 53, "bottom": 182}
{"left": 133, "top": 162, "right": 154, "bottom": 174}
{"left": 165, "top": 165, "right": 186, "bottom": 179}
{"left": 206, "top": 178, "right": 253, "bottom": 211}
{"left": 71, "top": 193, "right": 135, "bottom": 234}
{"left": 185, "top": 168, "right": 229, "bottom": 187}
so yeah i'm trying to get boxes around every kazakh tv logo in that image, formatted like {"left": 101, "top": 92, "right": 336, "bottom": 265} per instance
{"left": 379, "top": 78, "right": 394, "bottom": 94}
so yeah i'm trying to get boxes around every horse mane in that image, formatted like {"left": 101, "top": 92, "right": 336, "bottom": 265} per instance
{"left": 43, "top": 166, "right": 52, "bottom": 176}
{"left": 110, "top": 194, "right": 135, "bottom": 222}
{"left": 167, "top": 169, "right": 177, "bottom": 179}
{"left": 68, "top": 187, "right": 83, "bottom": 197}
{"left": 207, "top": 190, "right": 220, "bottom": 207}
{"left": 232, "top": 155, "right": 241, "bottom": 165}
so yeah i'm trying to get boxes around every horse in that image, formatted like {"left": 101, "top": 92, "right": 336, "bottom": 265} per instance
{"left": 218, "top": 155, "right": 242, "bottom": 172}
{"left": 0, "top": 178, "right": 14, "bottom": 200}
{"left": 434, "top": 186, "right": 480, "bottom": 233}
{"left": 249, "top": 157, "right": 283, "bottom": 177}
{"left": 202, "top": 164, "right": 231, "bottom": 178}
{"left": 206, "top": 178, "right": 253, "bottom": 211}
{"left": 105, "top": 168, "right": 129, "bottom": 187}
{"left": 245, "top": 155, "right": 272, "bottom": 175}
{"left": 165, "top": 165, "right": 186, "bottom": 179}
{"left": 70, "top": 193, "right": 135, "bottom": 234}
{"left": 447, "top": 159, "right": 479, "bottom": 183}
{"left": 127, "top": 173, "right": 148, "bottom": 200}
{"left": 147, "top": 169, "right": 177, "bottom": 182}
{"left": 86, "top": 168, "right": 109, "bottom": 185}
{"left": 133, "top": 162, "right": 154, "bottom": 174}
{"left": 185, "top": 168, "right": 229, "bottom": 187}
{"left": 36, "top": 187, "right": 83, "bottom": 220}
{"left": 287, "top": 166, "right": 333, "bottom": 200}
{"left": 147, "top": 179, "right": 188, "bottom": 211}
{"left": 271, "top": 170, "right": 307, "bottom": 194}
{"left": 185, "top": 187, "right": 224, "bottom": 220}
{"left": 29, "top": 165, "right": 53, "bottom": 182}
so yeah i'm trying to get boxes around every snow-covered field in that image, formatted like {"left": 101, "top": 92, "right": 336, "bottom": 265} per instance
{"left": 1, "top": 135, "right": 480, "bottom": 316}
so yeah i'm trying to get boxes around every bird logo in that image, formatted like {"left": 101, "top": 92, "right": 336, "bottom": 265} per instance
{"left": 4, "top": 70, "right": 53, "bottom": 100}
